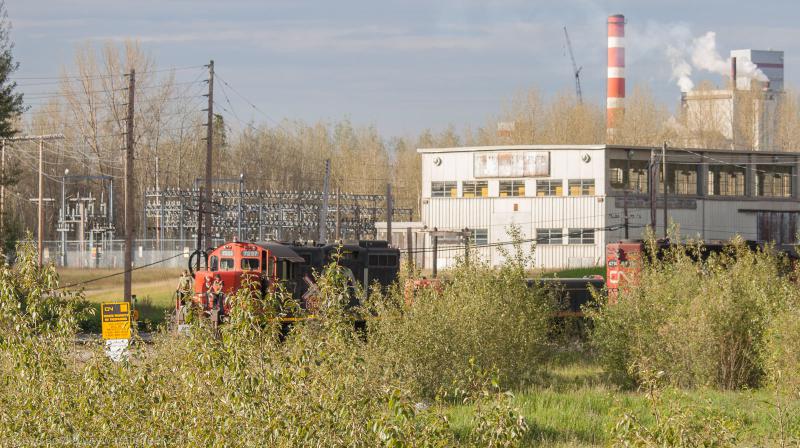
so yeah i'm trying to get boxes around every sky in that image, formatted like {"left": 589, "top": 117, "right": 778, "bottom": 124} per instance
{"left": 7, "top": 0, "right": 800, "bottom": 138}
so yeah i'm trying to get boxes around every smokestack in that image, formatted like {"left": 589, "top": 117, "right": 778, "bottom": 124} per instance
{"left": 607, "top": 14, "right": 625, "bottom": 136}
{"left": 731, "top": 56, "right": 737, "bottom": 90}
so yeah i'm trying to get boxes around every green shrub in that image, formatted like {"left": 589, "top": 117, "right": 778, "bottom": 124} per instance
{"left": 470, "top": 388, "right": 529, "bottom": 448}
{"left": 764, "top": 308, "right": 800, "bottom": 397}
{"left": 1, "top": 243, "right": 542, "bottom": 446}
{"left": 365, "top": 238, "right": 557, "bottom": 398}
{"left": 589, "top": 237, "right": 798, "bottom": 389}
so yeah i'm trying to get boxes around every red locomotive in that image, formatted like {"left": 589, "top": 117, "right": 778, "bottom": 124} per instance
{"left": 176, "top": 240, "right": 400, "bottom": 325}
{"left": 605, "top": 240, "right": 646, "bottom": 303}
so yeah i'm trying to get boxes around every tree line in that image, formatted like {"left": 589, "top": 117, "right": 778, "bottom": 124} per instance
{"left": 3, "top": 33, "right": 800, "bottom": 249}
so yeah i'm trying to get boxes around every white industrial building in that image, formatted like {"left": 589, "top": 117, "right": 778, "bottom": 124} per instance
{"left": 384, "top": 144, "right": 800, "bottom": 270}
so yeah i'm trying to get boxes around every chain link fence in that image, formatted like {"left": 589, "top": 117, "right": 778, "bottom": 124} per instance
{"left": 42, "top": 239, "right": 215, "bottom": 269}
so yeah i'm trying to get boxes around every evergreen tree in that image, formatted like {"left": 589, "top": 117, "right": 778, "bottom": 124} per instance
{"left": 0, "top": 1, "right": 25, "bottom": 257}
{"left": 0, "top": 1, "right": 23, "bottom": 142}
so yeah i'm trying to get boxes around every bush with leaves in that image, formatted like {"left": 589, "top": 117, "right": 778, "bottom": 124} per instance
{"left": 589, "top": 235, "right": 799, "bottom": 389}
{"left": 0, "top": 246, "right": 484, "bottom": 446}
{"left": 365, "top": 233, "right": 557, "bottom": 398}
{"left": 763, "top": 299, "right": 800, "bottom": 396}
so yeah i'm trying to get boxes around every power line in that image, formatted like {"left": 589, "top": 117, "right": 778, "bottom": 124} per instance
{"left": 14, "top": 65, "right": 206, "bottom": 82}
{"left": 398, "top": 223, "right": 646, "bottom": 256}
{"left": 21, "top": 79, "right": 206, "bottom": 103}
{"left": 214, "top": 72, "right": 292, "bottom": 134}
{"left": 55, "top": 252, "right": 185, "bottom": 290}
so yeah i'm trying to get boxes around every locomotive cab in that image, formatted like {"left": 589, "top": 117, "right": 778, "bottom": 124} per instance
{"left": 183, "top": 241, "right": 305, "bottom": 323}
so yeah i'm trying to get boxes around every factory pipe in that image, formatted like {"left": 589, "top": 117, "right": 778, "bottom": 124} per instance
{"left": 607, "top": 14, "right": 625, "bottom": 136}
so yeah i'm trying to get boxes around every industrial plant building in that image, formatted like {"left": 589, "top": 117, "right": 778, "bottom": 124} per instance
{"left": 681, "top": 49, "right": 784, "bottom": 150}
{"left": 397, "top": 144, "right": 800, "bottom": 269}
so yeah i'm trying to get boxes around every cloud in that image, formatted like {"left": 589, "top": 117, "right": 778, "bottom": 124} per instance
{"left": 88, "top": 20, "right": 552, "bottom": 53}
{"left": 12, "top": 18, "right": 91, "bottom": 30}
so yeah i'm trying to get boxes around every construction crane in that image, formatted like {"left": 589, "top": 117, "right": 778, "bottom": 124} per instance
{"left": 563, "top": 26, "right": 583, "bottom": 104}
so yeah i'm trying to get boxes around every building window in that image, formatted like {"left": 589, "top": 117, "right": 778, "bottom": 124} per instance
{"left": 756, "top": 165, "right": 792, "bottom": 197}
{"left": 536, "top": 228, "right": 563, "bottom": 245}
{"left": 462, "top": 180, "right": 488, "bottom": 198}
{"left": 470, "top": 229, "right": 488, "bottom": 246}
{"left": 660, "top": 163, "right": 698, "bottom": 195}
{"left": 499, "top": 180, "right": 525, "bottom": 197}
{"left": 708, "top": 166, "right": 746, "bottom": 196}
{"left": 536, "top": 179, "right": 563, "bottom": 197}
{"left": 568, "top": 228, "right": 595, "bottom": 244}
{"left": 568, "top": 179, "right": 595, "bottom": 196}
{"left": 432, "top": 181, "right": 457, "bottom": 198}
{"left": 609, "top": 159, "right": 649, "bottom": 193}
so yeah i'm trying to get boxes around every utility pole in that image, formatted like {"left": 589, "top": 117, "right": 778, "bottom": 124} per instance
{"left": 463, "top": 228, "right": 470, "bottom": 265}
{"left": 432, "top": 228, "right": 438, "bottom": 279}
{"left": 8, "top": 134, "right": 65, "bottom": 264}
{"left": 124, "top": 69, "right": 135, "bottom": 303}
{"left": 0, "top": 139, "right": 4, "bottom": 243}
{"left": 354, "top": 206, "right": 361, "bottom": 240}
{"left": 155, "top": 155, "right": 161, "bottom": 252}
{"left": 624, "top": 149, "right": 631, "bottom": 239}
{"left": 649, "top": 148, "right": 657, "bottom": 231}
{"left": 318, "top": 159, "right": 330, "bottom": 244}
{"left": 406, "top": 226, "right": 413, "bottom": 275}
{"left": 662, "top": 141, "right": 668, "bottom": 239}
{"left": 386, "top": 183, "right": 392, "bottom": 246}
{"left": 203, "top": 60, "right": 214, "bottom": 249}
{"left": 335, "top": 188, "right": 341, "bottom": 241}
{"left": 37, "top": 138, "right": 43, "bottom": 265}
{"left": 237, "top": 173, "right": 244, "bottom": 241}
{"left": 61, "top": 169, "right": 68, "bottom": 266}
{"left": 195, "top": 187, "right": 204, "bottom": 271}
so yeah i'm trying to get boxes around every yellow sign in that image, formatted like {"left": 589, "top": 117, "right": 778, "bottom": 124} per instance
{"left": 101, "top": 302, "right": 131, "bottom": 340}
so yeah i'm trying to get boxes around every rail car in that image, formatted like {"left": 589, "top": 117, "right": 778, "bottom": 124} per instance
{"left": 178, "top": 240, "right": 400, "bottom": 325}
{"left": 606, "top": 239, "right": 799, "bottom": 300}
{"left": 529, "top": 276, "right": 605, "bottom": 317}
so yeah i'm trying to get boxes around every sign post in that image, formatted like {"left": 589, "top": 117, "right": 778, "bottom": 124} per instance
{"left": 101, "top": 301, "right": 131, "bottom": 362}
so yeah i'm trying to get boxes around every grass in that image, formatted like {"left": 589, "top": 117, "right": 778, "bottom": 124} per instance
{"left": 58, "top": 267, "right": 181, "bottom": 330}
{"left": 445, "top": 349, "right": 799, "bottom": 447}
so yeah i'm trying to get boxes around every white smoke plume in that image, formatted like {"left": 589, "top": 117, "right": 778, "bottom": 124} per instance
{"left": 736, "top": 58, "right": 769, "bottom": 84}
{"left": 690, "top": 32, "right": 729, "bottom": 76}
{"left": 667, "top": 44, "right": 694, "bottom": 92}
{"left": 663, "top": 30, "right": 769, "bottom": 92}
{"left": 628, "top": 21, "right": 770, "bottom": 93}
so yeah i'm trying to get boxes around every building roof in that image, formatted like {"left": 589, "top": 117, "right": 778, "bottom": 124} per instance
{"left": 417, "top": 144, "right": 605, "bottom": 154}
{"left": 417, "top": 144, "right": 800, "bottom": 157}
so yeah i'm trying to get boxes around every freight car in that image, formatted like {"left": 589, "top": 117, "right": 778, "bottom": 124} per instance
{"left": 178, "top": 240, "right": 400, "bottom": 325}
{"left": 606, "top": 239, "right": 798, "bottom": 300}
{"left": 529, "top": 276, "right": 605, "bottom": 317}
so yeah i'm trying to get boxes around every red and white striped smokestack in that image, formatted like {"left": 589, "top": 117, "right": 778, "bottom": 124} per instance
{"left": 607, "top": 14, "right": 625, "bottom": 135}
